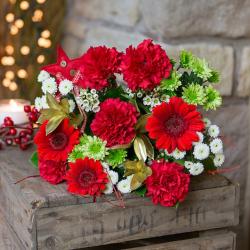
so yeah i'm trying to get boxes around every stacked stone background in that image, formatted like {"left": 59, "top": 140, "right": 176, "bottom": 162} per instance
{"left": 62, "top": 1, "right": 250, "bottom": 249}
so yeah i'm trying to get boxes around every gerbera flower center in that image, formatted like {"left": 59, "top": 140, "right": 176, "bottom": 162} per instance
{"left": 49, "top": 132, "right": 68, "bottom": 150}
{"left": 78, "top": 169, "right": 97, "bottom": 187}
{"left": 164, "top": 114, "right": 187, "bottom": 137}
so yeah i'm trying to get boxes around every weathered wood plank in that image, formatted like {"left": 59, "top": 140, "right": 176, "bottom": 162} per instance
{"left": 36, "top": 184, "right": 238, "bottom": 250}
{"left": 0, "top": 148, "right": 239, "bottom": 250}
{"left": 0, "top": 209, "right": 25, "bottom": 250}
{"left": 123, "top": 232, "right": 236, "bottom": 250}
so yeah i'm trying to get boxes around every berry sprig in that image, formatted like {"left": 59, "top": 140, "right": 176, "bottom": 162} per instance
{"left": 0, "top": 105, "right": 39, "bottom": 150}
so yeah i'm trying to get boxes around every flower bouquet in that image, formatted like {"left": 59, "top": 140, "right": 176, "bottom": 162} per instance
{"left": 32, "top": 39, "right": 224, "bottom": 207}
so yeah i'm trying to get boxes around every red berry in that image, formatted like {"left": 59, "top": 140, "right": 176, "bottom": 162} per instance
{"left": 24, "top": 105, "right": 31, "bottom": 113}
{"left": 20, "top": 143, "right": 28, "bottom": 150}
{"left": 22, "top": 137, "right": 29, "bottom": 143}
{"left": 32, "top": 107, "right": 38, "bottom": 114}
{"left": 5, "top": 138, "right": 13, "bottom": 145}
{"left": 4, "top": 116, "right": 12, "bottom": 122}
{"left": 26, "top": 128, "right": 33, "bottom": 135}
{"left": 29, "top": 113, "right": 38, "bottom": 123}
{"left": 19, "top": 131, "right": 27, "bottom": 138}
{"left": 14, "top": 138, "right": 21, "bottom": 144}
{"left": 4, "top": 118, "right": 14, "bottom": 127}
{"left": 9, "top": 128, "right": 17, "bottom": 136}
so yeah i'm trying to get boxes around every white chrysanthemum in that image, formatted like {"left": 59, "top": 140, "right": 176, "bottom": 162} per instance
{"left": 210, "top": 138, "right": 223, "bottom": 154}
{"left": 143, "top": 96, "right": 152, "bottom": 106}
{"left": 37, "top": 70, "right": 50, "bottom": 82}
{"left": 103, "top": 182, "right": 113, "bottom": 194}
{"left": 41, "top": 95, "right": 49, "bottom": 109}
{"left": 208, "top": 125, "right": 220, "bottom": 138}
{"left": 117, "top": 175, "right": 133, "bottom": 194}
{"left": 213, "top": 153, "right": 225, "bottom": 167}
{"left": 203, "top": 118, "right": 211, "bottom": 128}
{"left": 161, "top": 94, "right": 170, "bottom": 103}
{"left": 193, "top": 143, "right": 210, "bottom": 160}
{"left": 59, "top": 79, "right": 73, "bottom": 95}
{"left": 34, "top": 97, "right": 43, "bottom": 111}
{"left": 68, "top": 99, "right": 76, "bottom": 113}
{"left": 189, "top": 162, "right": 204, "bottom": 176}
{"left": 184, "top": 161, "right": 194, "bottom": 169}
{"left": 108, "top": 170, "right": 119, "bottom": 185}
{"left": 41, "top": 77, "right": 57, "bottom": 94}
{"left": 193, "top": 132, "right": 204, "bottom": 145}
{"left": 102, "top": 162, "right": 110, "bottom": 171}
{"left": 172, "top": 149, "right": 186, "bottom": 159}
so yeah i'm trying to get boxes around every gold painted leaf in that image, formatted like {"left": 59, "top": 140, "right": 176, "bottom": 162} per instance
{"left": 141, "top": 135, "right": 154, "bottom": 160}
{"left": 46, "top": 93, "right": 61, "bottom": 110}
{"left": 135, "top": 114, "right": 150, "bottom": 133}
{"left": 70, "top": 113, "right": 83, "bottom": 128}
{"left": 46, "top": 115, "right": 65, "bottom": 135}
{"left": 124, "top": 160, "right": 152, "bottom": 190}
{"left": 134, "top": 136, "right": 147, "bottom": 162}
{"left": 61, "top": 98, "right": 70, "bottom": 113}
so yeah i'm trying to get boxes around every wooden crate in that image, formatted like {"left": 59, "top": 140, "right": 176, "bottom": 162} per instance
{"left": 0, "top": 148, "right": 239, "bottom": 250}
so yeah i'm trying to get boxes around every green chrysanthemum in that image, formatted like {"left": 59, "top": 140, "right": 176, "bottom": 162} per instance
{"left": 191, "top": 58, "right": 212, "bottom": 80}
{"left": 69, "top": 135, "right": 108, "bottom": 162}
{"left": 182, "top": 83, "right": 206, "bottom": 105}
{"left": 180, "top": 50, "right": 194, "bottom": 68}
{"left": 160, "top": 71, "right": 181, "bottom": 91}
{"left": 208, "top": 70, "right": 220, "bottom": 83}
{"left": 204, "top": 85, "right": 222, "bottom": 110}
{"left": 106, "top": 149, "right": 127, "bottom": 168}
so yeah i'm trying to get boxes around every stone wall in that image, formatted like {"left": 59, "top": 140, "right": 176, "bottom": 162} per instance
{"left": 62, "top": 1, "right": 250, "bottom": 249}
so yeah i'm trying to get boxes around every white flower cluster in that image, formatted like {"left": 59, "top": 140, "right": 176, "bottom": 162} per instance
{"left": 102, "top": 163, "right": 133, "bottom": 194}
{"left": 143, "top": 93, "right": 170, "bottom": 111}
{"left": 75, "top": 89, "right": 100, "bottom": 113}
{"left": 185, "top": 161, "right": 204, "bottom": 176}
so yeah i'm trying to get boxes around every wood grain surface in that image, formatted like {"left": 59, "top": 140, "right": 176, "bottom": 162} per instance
{"left": 0, "top": 148, "right": 239, "bottom": 250}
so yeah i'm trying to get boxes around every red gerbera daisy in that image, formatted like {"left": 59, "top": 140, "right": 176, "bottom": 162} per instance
{"left": 146, "top": 160, "right": 190, "bottom": 207}
{"left": 81, "top": 46, "right": 121, "bottom": 90}
{"left": 34, "top": 119, "right": 79, "bottom": 162}
{"left": 39, "top": 158, "right": 67, "bottom": 185}
{"left": 120, "top": 39, "right": 172, "bottom": 91}
{"left": 65, "top": 158, "right": 108, "bottom": 196}
{"left": 146, "top": 97, "right": 205, "bottom": 153}
{"left": 91, "top": 98, "right": 139, "bottom": 147}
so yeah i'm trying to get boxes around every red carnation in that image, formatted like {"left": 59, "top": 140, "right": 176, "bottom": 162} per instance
{"left": 146, "top": 97, "right": 205, "bottom": 153}
{"left": 81, "top": 46, "right": 121, "bottom": 90}
{"left": 146, "top": 160, "right": 190, "bottom": 207}
{"left": 34, "top": 119, "right": 79, "bottom": 162}
{"left": 120, "top": 39, "right": 172, "bottom": 91}
{"left": 65, "top": 158, "right": 108, "bottom": 196}
{"left": 91, "top": 98, "right": 138, "bottom": 147}
{"left": 39, "top": 159, "right": 67, "bottom": 185}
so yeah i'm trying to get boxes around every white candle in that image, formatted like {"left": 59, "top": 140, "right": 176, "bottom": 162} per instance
{"left": 0, "top": 99, "right": 30, "bottom": 125}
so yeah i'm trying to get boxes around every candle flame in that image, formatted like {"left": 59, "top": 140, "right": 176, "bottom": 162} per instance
{"left": 9, "top": 99, "right": 18, "bottom": 108}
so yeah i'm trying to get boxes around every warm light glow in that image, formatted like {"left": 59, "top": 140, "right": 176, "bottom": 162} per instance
{"left": 20, "top": 1, "right": 29, "bottom": 10}
{"left": 5, "top": 45, "right": 14, "bottom": 55}
{"left": 36, "top": 0, "right": 46, "bottom": 3}
{"left": 41, "top": 30, "right": 50, "bottom": 38}
{"left": 20, "top": 46, "right": 30, "bottom": 55}
{"left": 2, "top": 78, "right": 11, "bottom": 87}
{"left": 5, "top": 13, "right": 15, "bottom": 22}
{"left": 9, "top": 82, "right": 18, "bottom": 91}
{"left": 38, "top": 37, "right": 51, "bottom": 48}
{"left": 5, "top": 71, "right": 15, "bottom": 80}
{"left": 32, "top": 9, "right": 43, "bottom": 22}
{"left": 15, "top": 19, "right": 24, "bottom": 29}
{"left": 17, "top": 69, "right": 28, "bottom": 78}
{"left": 10, "top": 25, "right": 18, "bottom": 35}
{"left": 9, "top": 0, "right": 16, "bottom": 4}
{"left": 1, "top": 56, "right": 15, "bottom": 66}
{"left": 37, "top": 54, "right": 45, "bottom": 64}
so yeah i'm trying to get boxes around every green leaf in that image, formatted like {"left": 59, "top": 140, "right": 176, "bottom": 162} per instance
{"left": 135, "top": 114, "right": 150, "bottom": 133}
{"left": 134, "top": 185, "right": 147, "bottom": 197}
{"left": 30, "top": 151, "right": 38, "bottom": 169}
